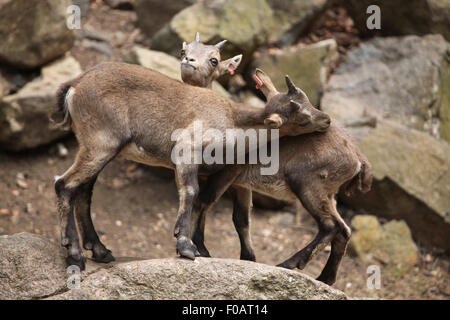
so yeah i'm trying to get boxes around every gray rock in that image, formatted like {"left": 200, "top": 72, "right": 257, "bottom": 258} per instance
{"left": 322, "top": 35, "right": 450, "bottom": 141}
{"left": 251, "top": 39, "right": 338, "bottom": 106}
{"left": 1, "top": 232, "right": 347, "bottom": 300}
{"left": 349, "top": 215, "right": 419, "bottom": 268}
{"left": 104, "top": 0, "right": 134, "bottom": 10}
{"left": 340, "top": 120, "right": 450, "bottom": 252}
{"left": 0, "top": 0, "right": 75, "bottom": 69}
{"left": 0, "top": 55, "right": 82, "bottom": 151}
{"left": 150, "top": 0, "right": 330, "bottom": 61}
{"left": 0, "top": 233, "right": 67, "bottom": 300}
{"left": 342, "top": 0, "right": 450, "bottom": 41}
{"left": 50, "top": 257, "right": 347, "bottom": 300}
{"left": 134, "top": 0, "right": 195, "bottom": 38}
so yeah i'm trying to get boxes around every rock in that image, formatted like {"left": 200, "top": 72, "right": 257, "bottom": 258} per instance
{"left": 340, "top": 120, "right": 450, "bottom": 252}
{"left": 0, "top": 68, "right": 39, "bottom": 98}
{"left": 151, "top": 0, "right": 331, "bottom": 61}
{"left": 0, "top": 0, "right": 75, "bottom": 69}
{"left": 266, "top": 0, "right": 332, "bottom": 46}
{"left": 104, "top": 0, "right": 134, "bottom": 10}
{"left": 342, "top": 0, "right": 450, "bottom": 41}
{"left": 0, "top": 233, "right": 67, "bottom": 300}
{"left": 251, "top": 39, "right": 338, "bottom": 106}
{"left": 81, "top": 39, "right": 113, "bottom": 56}
{"left": 124, "top": 46, "right": 229, "bottom": 98}
{"left": 0, "top": 55, "right": 82, "bottom": 151}
{"left": 349, "top": 215, "right": 419, "bottom": 267}
{"left": 322, "top": 35, "right": 450, "bottom": 141}
{"left": 236, "top": 91, "right": 266, "bottom": 109}
{"left": 50, "top": 257, "right": 346, "bottom": 300}
{"left": 134, "top": 0, "right": 195, "bottom": 38}
{"left": 1, "top": 232, "right": 346, "bottom": 300}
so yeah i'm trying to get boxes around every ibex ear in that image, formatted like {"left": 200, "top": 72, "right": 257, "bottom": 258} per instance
{"left": 264, "top": 113, "right": 284, "bottom": 129}
{"left": 218, "top": 54, "right": 242, "bottom": 75}
{"left": 182, "top": 41, "right": 187, "bottom": 50}
{"left": 254, "top": 68, "right": 278, "bottom": 101}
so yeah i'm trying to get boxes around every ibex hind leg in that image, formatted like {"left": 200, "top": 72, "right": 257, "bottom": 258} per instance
{"left": 56, "top": 145, "right": 120, "bottom": 269}
{"left": 74, "top": 177, "right": 114, "bottom": 263}
{"left": 316, "top": 200, "right": 351, "bottom": 285}
{"left": 231, "top": 186, "right": 256, "bottom": 261}
{"left": 277, "top": 187, "right": 338, "bottom": 271}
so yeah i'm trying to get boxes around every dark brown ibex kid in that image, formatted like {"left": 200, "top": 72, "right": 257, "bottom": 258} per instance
{"left": 179, "top": 38, "right": 373, "bottom": 285}
{"left": 51, "top": 56, "right": 331, "bottom": 269}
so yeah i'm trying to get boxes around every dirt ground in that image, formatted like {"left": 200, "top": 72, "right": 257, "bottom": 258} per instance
{"left": 0, "top": 137, "right": 448, "bottom": 300}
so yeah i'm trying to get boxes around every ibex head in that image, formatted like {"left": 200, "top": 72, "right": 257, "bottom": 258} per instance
{"left": 254, "top": 69, "right": 331, "bottom": 135}
{"left": 180, "top": 32, "right": 242, "bottom": 88}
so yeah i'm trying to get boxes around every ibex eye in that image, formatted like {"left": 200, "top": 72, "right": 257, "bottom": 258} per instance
{"left": 180, "top": 50, "right": 186, "bottom": 57}
{"left": 210, "top": 58, "right": 218, "bottom": 66}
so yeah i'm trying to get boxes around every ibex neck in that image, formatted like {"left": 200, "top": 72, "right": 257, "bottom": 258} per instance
{"left": 233, "top": 105, "right": 266, "bottom": 130}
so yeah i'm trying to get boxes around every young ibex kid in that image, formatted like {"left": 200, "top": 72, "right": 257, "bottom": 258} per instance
{"left": 51, "top": 55, "right": 331, "bottom": 269}
{"left": 179, "top": 37, "right": 372, "bottom": 285}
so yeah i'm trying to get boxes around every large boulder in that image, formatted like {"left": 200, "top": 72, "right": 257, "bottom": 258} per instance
{"left": 0, "top": 55, "right": 82, "bottom": 151}
{"left": 134, "top": 0, "right": 195, "bottom": 38}
{"left": 150, "top": 0, "right": 331, "bottom": 61}
{"left": 340, "top": 120, "right": 450, "bottom": 252}
{"left": 0, "top": 233, "right": 67, "bottom": 300}
{"left": 124, "top": 46, "right": 230, "bottom": 98}
{"left": 251, "top": 39, "right": 338, "bottom": 106}
{"left": 349, "top": 215, "right": 419, "bottom": 268}
{"left": 0, "top": 0, "right": 75, "bottom": 69}
{"left": 0, "top": 233, "right": 347, "bottom": 300}
{"left": 341, "top": 0, "right": 450, "bottom": 41}
{"left": 50, "top": 258, "right": 346, "bottom": 300}
{"left": 322, "top": 34, "right": 450, "bottom": 141}
{"left": 322, "top": 36, "right": 450, "bottom": 252}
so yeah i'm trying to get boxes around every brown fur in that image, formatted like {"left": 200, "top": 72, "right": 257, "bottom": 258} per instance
{"left": 176, "top": 42, "right": 371, "bottom": 285}
{"left": 52, "top": 61, "right": 331, "bottom": 269}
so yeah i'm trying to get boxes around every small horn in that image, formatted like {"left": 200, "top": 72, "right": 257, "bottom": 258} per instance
{"left": 195, "top": 32, "right": 200, "bottom": 42}
{"left": 215, "top": 40, "right": 227, "bottom": 49}
{"left": 285, "top": 75, "right": 297, "bottom": 95}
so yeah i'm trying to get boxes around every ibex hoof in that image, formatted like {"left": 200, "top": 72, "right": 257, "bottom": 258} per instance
{"left": 66, "top": 255, "right": 86, "bottom": 271}
{"left": 316, "top": 274, "right": 336, "bottom": 286}
{"left": 276, "top": 260, "right": 295, "bottom": 270}
{"left": 176, "top": 236, "right": 200, "bottom": 260}
{"left": 93, "top": 249, "right": 115, "bottom": 263}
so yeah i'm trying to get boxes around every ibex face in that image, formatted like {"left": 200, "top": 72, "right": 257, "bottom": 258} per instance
{"left": 254, "top": 69, "right": 331, "bottom": 136}
{"left": 180, "top": 32, "right": 242, "bottom": 88}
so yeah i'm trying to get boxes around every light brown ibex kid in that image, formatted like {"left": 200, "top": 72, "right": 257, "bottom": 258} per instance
{"left": 179, "top": 37, "right": 373, "bottom": 285}
{"left": 51, "top": 51, "right": 331, "bottom": 269}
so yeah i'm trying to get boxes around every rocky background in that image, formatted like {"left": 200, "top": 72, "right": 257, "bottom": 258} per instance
{"left": 0, "top": 0, "right": 449, "bottom": 300}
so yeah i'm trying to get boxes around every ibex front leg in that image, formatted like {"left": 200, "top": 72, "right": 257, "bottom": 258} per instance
{"left": 174, "top": 164, "right": 200, "bottom": 259}
{"left": 191, "top": 168, "right": 240, "bottom": 257}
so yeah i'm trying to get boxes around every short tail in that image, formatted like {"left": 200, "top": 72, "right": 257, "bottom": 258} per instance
{"left": 50, "top": 82, "right": 73, "bottom": 130}
{"left": 344, "top": 152, "right": 373, "bottom": 196}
